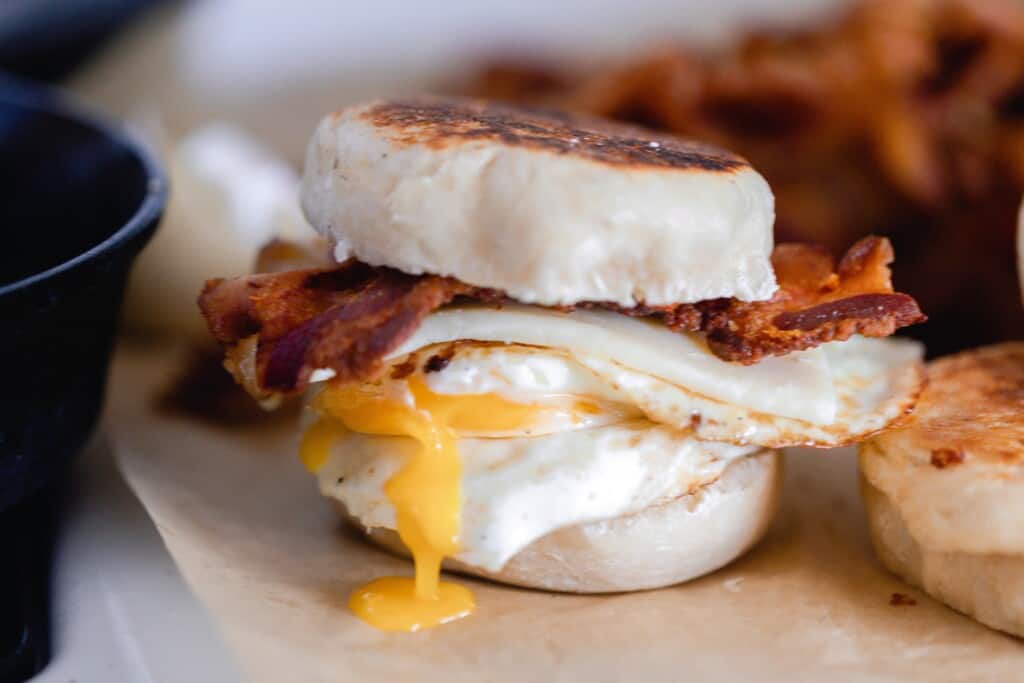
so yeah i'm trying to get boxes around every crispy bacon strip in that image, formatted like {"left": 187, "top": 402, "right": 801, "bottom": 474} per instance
{"left": 199, "top": 236, "right": 924, "bottom": 394}
{"left": 611, "top": 236, "right": 926, "bottom": 363}
{"left": 200, "top": 261, "right": 474, "bottom": 392}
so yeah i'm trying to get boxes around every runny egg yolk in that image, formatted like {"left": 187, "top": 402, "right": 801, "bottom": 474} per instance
{"left": 300, "top": 376, "right": 574, "bottom": 632}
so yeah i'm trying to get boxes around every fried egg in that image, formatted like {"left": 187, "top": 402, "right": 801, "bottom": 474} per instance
{"left": 359, "top": 304, "right": 925, "bottom": 447}
{"left": 302, "top": 304, "right": 923, "bottom": 631}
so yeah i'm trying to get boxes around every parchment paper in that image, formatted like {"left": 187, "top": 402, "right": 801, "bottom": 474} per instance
{"left": 106, "top": 344, "right": 1024, "bottom": 682}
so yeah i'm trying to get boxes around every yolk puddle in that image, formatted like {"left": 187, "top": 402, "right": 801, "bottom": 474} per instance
{"left": 300, "top": 377, "right": 558, "bottom": 632}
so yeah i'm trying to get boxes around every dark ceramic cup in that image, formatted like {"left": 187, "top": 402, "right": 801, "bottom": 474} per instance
{"left": 0, "top": 76, "right": 166, "bottom": 681}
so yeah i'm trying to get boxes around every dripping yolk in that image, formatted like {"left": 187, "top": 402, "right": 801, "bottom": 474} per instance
{"left": 300, "top": 376, "right": 567, "bottom": 632}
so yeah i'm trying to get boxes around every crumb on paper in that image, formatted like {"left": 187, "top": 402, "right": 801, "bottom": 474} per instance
{"left": 890, "top": 592, "right": 917, "bottom": 607}
{"left": 723, "top": 577, "right": 744, "bottom": 593}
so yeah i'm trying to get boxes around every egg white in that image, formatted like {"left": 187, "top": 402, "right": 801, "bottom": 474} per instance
{"left": 317, "top": 421, "right": 761, "bottom": 571}
{"left": 389, "top": 304, "right": 838, "bottom": 424}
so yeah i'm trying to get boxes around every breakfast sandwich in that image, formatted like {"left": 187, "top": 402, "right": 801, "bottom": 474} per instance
{"left": 198, "top": 96, "right": 926, "bottom": 632}
{"left": 860, "top": 344, "right": 1024, "bottom": 637}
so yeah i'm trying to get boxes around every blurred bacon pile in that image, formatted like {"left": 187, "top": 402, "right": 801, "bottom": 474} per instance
{"left": 472, "top": 0, "right": 1024, "bottom": 355}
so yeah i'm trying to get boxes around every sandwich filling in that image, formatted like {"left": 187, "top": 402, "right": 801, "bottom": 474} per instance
{"left": 201, "top": 236, "right": 923, "bottom": 395}
{"left": 201, "top": 235, "right": 924, "bottom": 632}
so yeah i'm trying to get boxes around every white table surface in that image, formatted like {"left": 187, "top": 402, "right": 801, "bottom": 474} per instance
{"left": 34, "top": 434, "right": 242, "bottom": 683}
